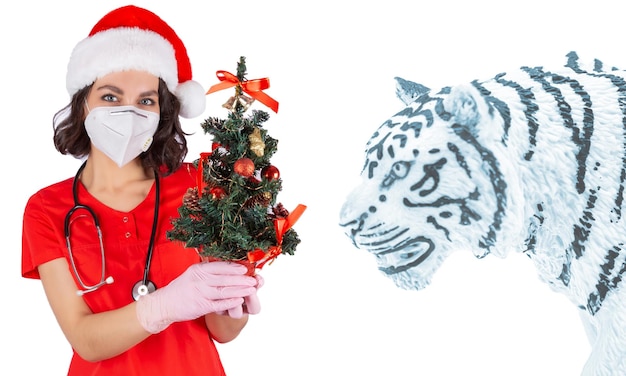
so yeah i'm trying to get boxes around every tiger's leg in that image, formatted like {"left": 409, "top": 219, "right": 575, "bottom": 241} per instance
{"left": 580, "top": 287, "right": 626, "bottom": 376}
{"left": 578, "top": 310, "right": 597, "bottom": 346}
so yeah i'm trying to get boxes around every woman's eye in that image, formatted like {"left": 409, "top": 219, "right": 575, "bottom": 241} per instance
{"left": 139, "top": 98, "right": 156, "bottom": 106}
{"left": 102, "top": 94, "right": 117, "bottom": 102}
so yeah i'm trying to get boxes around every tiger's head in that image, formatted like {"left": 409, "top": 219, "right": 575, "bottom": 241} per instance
{"left": 339, "top": 78, "right": 521, "bottom": 290}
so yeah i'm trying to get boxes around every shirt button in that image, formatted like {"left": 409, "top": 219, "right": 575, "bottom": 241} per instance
{"left": 123, "top": 216, "right": 129, "bottom": 223}
{"left": 125, "top": 232, "right": 131, "bottom": 238}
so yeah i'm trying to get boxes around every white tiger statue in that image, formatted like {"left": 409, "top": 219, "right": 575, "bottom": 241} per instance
{"left": 339, "top": 51, "right": 626, "bottom": 375}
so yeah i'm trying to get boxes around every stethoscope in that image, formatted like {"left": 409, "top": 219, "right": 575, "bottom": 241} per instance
{"left": 64, "top": 161, "right": 160, "bottom": 301}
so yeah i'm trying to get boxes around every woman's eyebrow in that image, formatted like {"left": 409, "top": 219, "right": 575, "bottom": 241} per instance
{"left": 95, "top": 84, "right": 123, "bottom": 94}
{"left": 139, "top": 89, "right": 159, "bottom": 97}
{"left": 94, "top": 85, "right": 158, "bottom": 97}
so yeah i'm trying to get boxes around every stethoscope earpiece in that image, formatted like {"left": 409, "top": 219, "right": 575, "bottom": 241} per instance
{"left": 76, "top": 276, "right": 114, "bottom": 296}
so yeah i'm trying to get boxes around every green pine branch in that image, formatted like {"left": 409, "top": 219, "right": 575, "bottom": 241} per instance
{"left": 167, "top": 56, "right": 301, "bottom": 262}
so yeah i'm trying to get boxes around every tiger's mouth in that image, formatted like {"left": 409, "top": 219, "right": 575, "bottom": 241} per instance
{"left": 374, "top": 236, "right": 435, "bottom": 275}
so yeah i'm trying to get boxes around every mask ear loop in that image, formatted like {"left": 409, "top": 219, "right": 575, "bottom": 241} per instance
{"left": 81, "top": 101, "right": 91, "bottom": 164}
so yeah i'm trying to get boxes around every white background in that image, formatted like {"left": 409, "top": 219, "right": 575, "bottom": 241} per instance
{"left": 4, "top": 0, "right": 623, "bottom": 374}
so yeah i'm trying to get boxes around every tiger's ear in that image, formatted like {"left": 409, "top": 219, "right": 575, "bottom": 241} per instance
{"left": 394, "top": 77, "right": 430, "bottom": 105}
{"left": 443, "top": 84, "right": 486, "bottom": 129}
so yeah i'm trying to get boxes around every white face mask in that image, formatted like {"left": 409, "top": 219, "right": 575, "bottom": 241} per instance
{"left": 84, "top": 105, "right": 160, "bottom": 167}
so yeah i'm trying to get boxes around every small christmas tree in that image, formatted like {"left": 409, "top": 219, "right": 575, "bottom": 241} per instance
{"left": 167, "top": 57, "right": 305, "bottom": 269}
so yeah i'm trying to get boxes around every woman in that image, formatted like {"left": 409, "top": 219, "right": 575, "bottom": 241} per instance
{"left": 21, "top": 5, "right": 262, "bottom": 375}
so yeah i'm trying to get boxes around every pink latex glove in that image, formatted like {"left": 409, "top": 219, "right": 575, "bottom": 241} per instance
{"left": 244, "top": 274, "right": 264, "bottom": 314}
{"left": 136, "top": 261, "right": 257, "bottom": 334}
{"left": 224, "top": 273, "right": 264, "bottom": 319}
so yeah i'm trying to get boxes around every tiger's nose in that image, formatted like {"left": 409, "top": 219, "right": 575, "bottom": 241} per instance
{"left": 339, "top": 203, "right": 367, "bottom": 239}
{"left": 339, "top": 184, "right": 375, "bottom": 239}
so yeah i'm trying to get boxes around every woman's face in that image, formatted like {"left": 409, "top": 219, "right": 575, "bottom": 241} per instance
{"left": 85, "top": 70, "right": 160, "bottom": 115}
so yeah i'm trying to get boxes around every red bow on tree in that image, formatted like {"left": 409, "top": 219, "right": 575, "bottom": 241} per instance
{"left": 206, "top": 70, "right": 279, "bottom": 113}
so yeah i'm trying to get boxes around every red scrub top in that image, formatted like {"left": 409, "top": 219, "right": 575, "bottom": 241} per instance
{"left": 22, "top": 163, "right": 227, "bottom": 376}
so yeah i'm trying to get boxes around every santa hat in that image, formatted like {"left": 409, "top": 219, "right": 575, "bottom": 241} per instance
{"left": 66, "top": 5, "right": 205, "bottom": 118}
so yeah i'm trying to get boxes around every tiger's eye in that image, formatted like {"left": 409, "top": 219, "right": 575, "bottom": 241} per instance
{"left": 391, "top": 161, "right": 411, "bottom": 178}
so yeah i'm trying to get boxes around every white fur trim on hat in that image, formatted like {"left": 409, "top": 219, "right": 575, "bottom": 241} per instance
{"left": 66, "top": 27, "right": 178, "bottom": 98}
{"left": 176, "top": 80, "right": 206, "bottom": 118}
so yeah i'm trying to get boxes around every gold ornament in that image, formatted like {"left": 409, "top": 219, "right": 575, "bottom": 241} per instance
{"left": 239, "top": 94, "right": 255, "bottom": 110}
{"left": 249, "top": 127, "right": 265, "bottom": 156}
{"left": 222, "top": 96, "right": 236, "bottom": 110}
{"left": 222, "top": 94, "right": 256, "bottom": 111}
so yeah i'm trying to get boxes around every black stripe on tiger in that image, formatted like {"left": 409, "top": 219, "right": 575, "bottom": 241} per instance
{"left": 588, "top": 245, "right": 625, "bottom": 315}
{"left": 491, "top": 74, "right": 539, "bottom": 159}
{"left": 425, "top": 89, "right": 510, "bottom": 257}
{"left": 522, "top": 65, "right": 593, "bottom": 195}
{"left": 567, "top": 52, "right": 626, "bottom": 223}
{"left": 563, "top": 53, "right": 626, "bottom": 314}
{"left": 470, "top": 78, "right": 513, "bottom": 146}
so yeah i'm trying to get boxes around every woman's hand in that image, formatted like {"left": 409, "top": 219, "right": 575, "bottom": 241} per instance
{"left": 136, "top": 261, "right": 257, "bottom": 333}
{"left": 207, "top": 273, "right": 264, "bottom": 343}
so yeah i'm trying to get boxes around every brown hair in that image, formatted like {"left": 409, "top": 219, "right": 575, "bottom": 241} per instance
{"left": 52, "top": 78, "right": 189, "bottom": 176}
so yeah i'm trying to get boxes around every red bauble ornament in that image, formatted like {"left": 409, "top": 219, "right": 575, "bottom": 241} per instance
{"left": 262, "top": 165, "right": 280, "bottom": 180}
{"left": 234, "top": 158, "right": 255, "bottom": 177}
{"left": 209, "top": 186, "right": 226, "bottom": 200}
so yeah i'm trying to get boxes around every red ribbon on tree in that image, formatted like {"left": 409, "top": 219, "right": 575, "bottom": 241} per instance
{"left": 206, "top": 70, "right": 279, "bottom": 113}
{"left": 197, "top": 152, "right": 212, "bottom": 194}
{"left": 247, "top": 204, "right": 307, "bottom": 268}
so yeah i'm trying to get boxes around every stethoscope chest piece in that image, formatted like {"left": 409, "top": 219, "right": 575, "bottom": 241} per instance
{"left": 132, "top": 280, "right": 157, "bottom": 301}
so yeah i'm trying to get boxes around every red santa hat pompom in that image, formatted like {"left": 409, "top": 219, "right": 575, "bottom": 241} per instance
{"left": 66, "top": 5, "right": 205, "bottom": 118}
